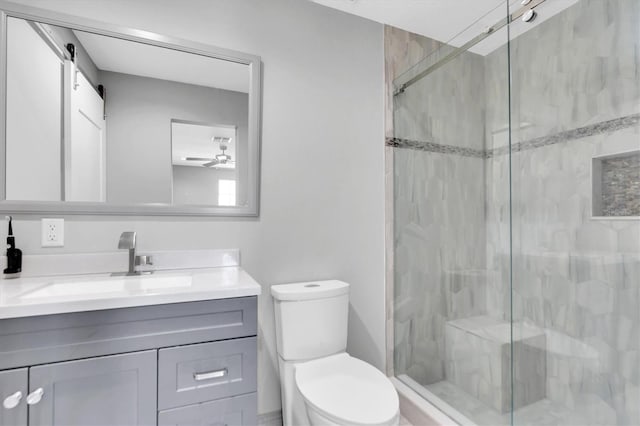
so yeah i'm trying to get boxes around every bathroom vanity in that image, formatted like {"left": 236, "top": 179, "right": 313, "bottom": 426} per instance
{"left": 0, "top": 267, "right": 260, "bottom": 426}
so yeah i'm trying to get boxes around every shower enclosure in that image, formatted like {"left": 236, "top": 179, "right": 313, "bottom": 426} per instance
{"left": 390, "top": 0, "right": 639, "bottom": 424}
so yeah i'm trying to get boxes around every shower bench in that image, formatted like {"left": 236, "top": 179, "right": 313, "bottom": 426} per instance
{"left": 445, "top": 315, "right": 546, "bottom": 413}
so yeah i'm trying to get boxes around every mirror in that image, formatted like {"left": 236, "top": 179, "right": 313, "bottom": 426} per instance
{"left": 0, "top": 3, "right": 261, "bottom": 216}
{"left": 171, "top": 120, "right": 244, "bottom": 206}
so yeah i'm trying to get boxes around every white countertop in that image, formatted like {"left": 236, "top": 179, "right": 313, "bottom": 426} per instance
{"left": 0, "top": 266, "right": 261, "bottom": 320}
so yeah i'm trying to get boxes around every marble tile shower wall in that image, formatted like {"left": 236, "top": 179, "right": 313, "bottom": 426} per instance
{"left": 485, "top": 132, "right": 640, "bottom": 423}
{"left": 394, "top": 49, "right": 486, "bottom": 151}
{"left": 487, "top": 0, "right": 640, "bottom": 149}
{"left": 392, "top": 42, "right": 489, "bottom": 385}
{"left": 391, "top": 0, "right": 639, "bottom": 422}
{"left": 385, "top": 25, "right": 450, "bottom": 377}
{"left": 384, "top": 26, "right": 444, "bottom": 139}
{"left": 394, "top": 149, "right": 486, "bottom": 384}
{"left": 484, "top": 1, "right": 639, "bottom": 422}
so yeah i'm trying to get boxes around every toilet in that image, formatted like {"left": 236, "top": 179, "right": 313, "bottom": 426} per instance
{"left": 271, "top": 280, "right": 399, "bottom": 426}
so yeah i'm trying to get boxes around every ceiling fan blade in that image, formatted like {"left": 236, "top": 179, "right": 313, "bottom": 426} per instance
{"left": 184, "top": 157, "right": 214, "bottom": 161}
{"left": 203, "top": 159, "right": 219, "bottom": 167}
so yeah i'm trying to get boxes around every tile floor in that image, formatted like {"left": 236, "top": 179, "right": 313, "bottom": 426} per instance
{"left": 426, "top": 380, "right": 598, "bottom": 426}
{"left": 399, "top": 415, "right": 413, "bottom": 425}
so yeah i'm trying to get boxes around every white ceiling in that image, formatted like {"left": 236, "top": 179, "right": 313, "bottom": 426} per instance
{"left": 313, "top": 0, "right": 506, "bottom": 46}
{"left": 74, "top": 30, "right": 250, "bottom": 93}
{"left": 311, "top": 0, "right": 577, "bottom": 56}
{"left": 171, "top": 122, "right": 236, "bottom": 169}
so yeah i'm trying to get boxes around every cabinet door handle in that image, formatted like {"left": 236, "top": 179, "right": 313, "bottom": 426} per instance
{"left": 193, "top": 368, "right": 227, "bottom": 381}
{"left": 2, "top": 391, "right": 22, "bottom": 409}
{"left": 26, "top": 388, "right": 44, "bottom": 405}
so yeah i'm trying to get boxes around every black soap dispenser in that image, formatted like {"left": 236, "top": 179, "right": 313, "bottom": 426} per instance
{"left": 4, "top": 216, "right": 22, "bottom": 274}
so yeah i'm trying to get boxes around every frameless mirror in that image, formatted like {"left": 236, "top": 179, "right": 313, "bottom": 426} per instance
{"left": 0, "top": 2, "right": 261, "bottom": 216}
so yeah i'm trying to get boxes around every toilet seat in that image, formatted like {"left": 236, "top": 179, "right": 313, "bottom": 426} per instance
{"left": 295, "top": 353, "right": 399, "bottom": 426}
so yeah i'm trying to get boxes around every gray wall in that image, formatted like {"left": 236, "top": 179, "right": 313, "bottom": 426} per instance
{"left": 172, "top": 165, "right": 235, "bottom": 206}
{"left": 8, "top": 0, "right": 385, "bottom": 417}
{"left": 99, "top": 71, "right": 248, "bottom": 205}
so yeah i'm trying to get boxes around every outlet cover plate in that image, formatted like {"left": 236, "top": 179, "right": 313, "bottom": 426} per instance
{"left": 41, "top": 218, "right": 64, "bottom": 247}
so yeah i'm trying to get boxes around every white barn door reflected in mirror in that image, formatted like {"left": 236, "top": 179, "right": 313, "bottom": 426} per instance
{"left": 64, "top": 60, "right": 106, "bottom": 202}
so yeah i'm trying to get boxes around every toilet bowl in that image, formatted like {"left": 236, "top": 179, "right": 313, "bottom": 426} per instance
{"left": 296, "top": 353, "right": 399, "bottom": 426}
{"left": 271, "top": 280, "right": 399, "bottom": 426}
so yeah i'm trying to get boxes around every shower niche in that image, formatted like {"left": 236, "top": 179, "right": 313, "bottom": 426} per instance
{"left": 592, "top": 150, "right": 640, "bottom": 218}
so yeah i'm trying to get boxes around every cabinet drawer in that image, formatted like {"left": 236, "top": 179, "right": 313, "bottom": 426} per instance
{"left": 158, "top": 337, "right": 257, "bottom": 410}
{"left": 158, "top": 392, "right": 257, "bottom": 426}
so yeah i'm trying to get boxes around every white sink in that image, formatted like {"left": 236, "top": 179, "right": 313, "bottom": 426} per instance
{"left": 19, "top": 274, "right": 193, "bottom": 301}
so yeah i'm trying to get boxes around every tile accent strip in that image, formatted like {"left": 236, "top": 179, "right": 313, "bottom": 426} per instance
{"left": 385, "top": 137, "right": 486, "bottom": 158}
{"left": 386, "top": 113, "right": 640, "bottom": 158}
{"left": 487, "top": 113, "right": 640, "bottom": 158}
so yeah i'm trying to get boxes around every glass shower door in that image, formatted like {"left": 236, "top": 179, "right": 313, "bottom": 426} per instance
{"left": 392, "top": 0, "right": 640, "bottom": 425}
{"left": 509, "top": 0, "right": 640, "bottom": 424}
{"left": 391, "top": 2, "right": 514, "bottom": 424}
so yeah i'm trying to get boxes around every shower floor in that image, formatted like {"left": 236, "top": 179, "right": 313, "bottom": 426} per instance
{"left": 400, "top": 375, "right": 597, "bottom": 426}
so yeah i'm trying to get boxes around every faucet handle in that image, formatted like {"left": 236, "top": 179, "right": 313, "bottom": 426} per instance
{"left": 135, "top": 255, "right": 154, "bottom": 267}
{"left": 118, "top": 232, "right": 136, "bottom": 249}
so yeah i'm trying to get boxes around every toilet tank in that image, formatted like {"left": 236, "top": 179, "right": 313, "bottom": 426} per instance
{"left": 271, "top": 280, "right": 349, "bottom": 361}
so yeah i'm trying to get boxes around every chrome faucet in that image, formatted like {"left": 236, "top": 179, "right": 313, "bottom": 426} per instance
{"left": 118, "top": 231, "right": 137, "bottom": 274}
{"left": 116, "top": 232, "right": 154, "bottom": 275}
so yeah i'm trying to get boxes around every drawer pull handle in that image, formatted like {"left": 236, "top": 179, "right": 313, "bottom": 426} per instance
{"left": 26, "top": 388, "right": 43, "bottom": 405}
{"left": 3, "top": 391, "right": 22, "bottom": 409}
{"left": 193, "top": 368, "right": 227, "bottom": 381}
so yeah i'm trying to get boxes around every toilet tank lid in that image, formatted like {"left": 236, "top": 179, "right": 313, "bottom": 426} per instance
{"left": 271, "top": 280, "right": 349, "bottom": 301}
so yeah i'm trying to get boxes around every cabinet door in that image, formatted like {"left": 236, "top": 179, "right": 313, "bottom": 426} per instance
{"left": 28, "top": 351, "right": 157, "bottom": 426}
{"left": 0, "top": 368, "right": 27, "bottom": 426}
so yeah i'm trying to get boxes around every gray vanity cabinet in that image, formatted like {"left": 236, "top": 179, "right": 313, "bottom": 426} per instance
{"left": 28, "top": 351, "right": 157, "bottom": 426}
{"left": 0, "top": 368, "right": 27, "bottom": 426}
{"left": 0, "top": 296, "right": 258, "bottom": 426}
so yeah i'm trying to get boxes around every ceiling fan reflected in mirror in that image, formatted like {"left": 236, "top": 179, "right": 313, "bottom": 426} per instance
{"left": 182, "top": 136, "right": 234, "bottom": 168}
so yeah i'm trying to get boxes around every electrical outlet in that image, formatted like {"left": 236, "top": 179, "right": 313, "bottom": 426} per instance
{"left": 41, "top": 218, "right": 64, "bottom": 247}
